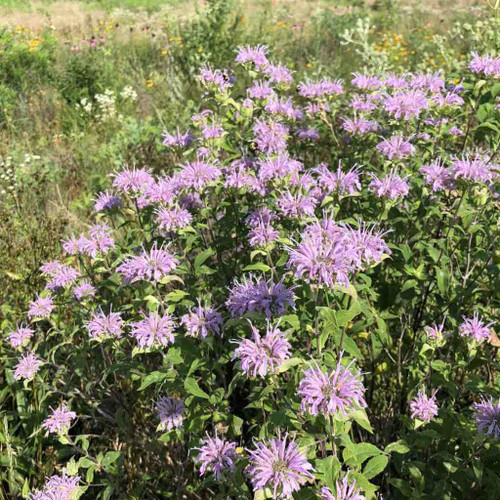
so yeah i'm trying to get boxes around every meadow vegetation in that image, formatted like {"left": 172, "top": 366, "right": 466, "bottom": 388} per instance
{"left": 0, "top": 0, "right": 499, "bottom": 498}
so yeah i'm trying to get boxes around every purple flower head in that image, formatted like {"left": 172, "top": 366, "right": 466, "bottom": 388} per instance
{"left": 298, "top": 78, "right": 343, "bottom": 98}
{"left": 162, "top": 128, "right": 194, "bottom": 148}
{"left": 143, "top": 177, "right": 177, "bottom": 205}
{"left": 296, "top": 127, "right": 319, "bottom": 141}
{"left": 383, "top": 73, "right": 409, "bottom": 89}
{"left": 177, "top": 160, "right": 221, "bottom": 190}
{"left": 262, "top": 63, "right": 294, "bottom": 85}
{"left": 73, "top": 280, "right": 96, "bottom": 301}
{"left": 247, "top": 80, "right": 275, "bottom": 99}
{"left": 45, "top": 265, "right": 80, "bottom": 291}
{"left": 305, "top": 102, "right": 330, "bottom": 116}
{"left": 112, "top": 166, "right": 154, "bottom": 194}
{"left": 432, "top": 91, "right": 464, "bottom": 107}
{"left": 117, "top": 243, "right": 178, "bottom": 284}
{"left": 155, "top": 396, "right": 185, "bottom": 431}
{"left": 246, "top": 433, "right": 314, "bottom": 499}
{"left": 31, "top": 472, "right": 80, "bottom": 500}
{"left": 447, "top": 126, "right": 464, "bottom": 136}
{"left": 424, "top": 318, "right": 447, "bottom": 345}
{"left": 181, "top": 301, "right": 223, "bottom": 339}
{"left": 199, "top": 63, "right": 232, "bottom": 92}
{"left": 342, "top": 117, "right": 378, "bottom": 135}
{"left": 94, "top": 190, "right": 122, "bottom": 212}
{"left": 179, "top": 192, "right": 203, "bottom": 210}
{"left": 194, "top": 433, "right": 240, "bottom": 479}
{"left": 473, "top": 397, "right": 500, "bottom": 439}
{"left": 246, "top": 207, "right": 278, "bottom": 228}
{"left": 202, "top": 123, "right": 225, "bottom": 140}
{"left": 469, "top": 52, "right": 500, "bottom": 77}
{"left": 13, "top": 352, "right": 43, "bottom": 380}
{"left": 7, "top": 326, "right": 34, "bottom": 349}
{"left": 409, "top": 390, "right": 438, "bottom": 423}
{"left": 350, "top": 94, "right": 378, "bottom": 112}
{"left": 451, "top": 154, "right": 495, "bottom": 184}
{"left": 236, "top": 44, "right": 268, "bottom": 67}
{"left": 61, "top": 235, "right": 81, "bottom": 256}
{"left": 278, "top": 190, "right": 317, "bottom": 218}
{"left": 78, "top": 224, "right": 115, "bottom": 258}
{"left": 369, "top": 171, "right": 410, "bottom": 200}
{"left": 384, "top": 90, "right": 428, "bottom": 120}
{"left": 156, "top": 206, "right": 192, "bottom": 234}
{"left": 410, "top": 72, "right": 445, "bottom": 93}
{"left": 420, "top": 160, "right": 453, "bottom": 192}
{"left": 320, "top": 472, "right": 365, "bottom": 500}
{"left": 43, "top": 404, "right": 76, "bottom": 434}
{"left": 298, "top": 355, "right": 366, "bottom": 416}
{"left": 227, "top": 276, "right": 295, "bottom": 318}
{"left": 376, "top": 135, "right": 415, "bottom": 160}
{"left": 266, "top": 96, "right": 302, "bottom": 120}
{"left": 343, "top": 223, "right": 391, "bottom": 266}
{"left": 249, "top": 222, "right": 280, "bottom": 247}
{"left": 258, "top": 155, "right": 302, "bottom": 183}
{"left": 233, "top": 321, "right": 291, "bottom": 377}
{"left": 253, "top": 120, "right": 289, "bottom": 154}
{"left": 86, "top": 309, "right": 124, "bottom": 340}
{"left": 131, "top": 311, "right": 176, "bottom": 348}
{"left": 459, "top": 313, "right": 493, "bottom": 343}
{"left": 28, "top": 295, "right": 54, "bottom": 319}
{"left": 286, "top": 220, "right": 358, "bottom": 287}
{"left": 314, "top": 163, "right": 361, "bottom": 196}
{"left": 351, "top": 73, "right": 381, "bottom": 91}
{"left": 40, "top": 260, "right": 63, "bottom": 275}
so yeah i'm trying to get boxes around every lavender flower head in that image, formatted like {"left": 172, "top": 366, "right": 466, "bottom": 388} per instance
{"left": 233, "top": 321, "right": 291, "bottom": 377}
{"left": 424, "top": 319, "right": 447, "bottom": 346}
{"left": 236, "top": 44, "right": 269, "bottom": 67}
{"left": 162, "top": 128, "right": 194, "bottom": 148}
{"left": 286, "top": 219, "right": 358, "bottom": 287}
{"left": 409, "top": 390, "right": 438, "bottom": 423}
{"left": 384, "top": 90, "right": 428, "bottom": 120}
{"left": 156, "top": 206, "right": 192, "bottom": 233}
{"left": 249, "top": 221, "right": 280, "bottom": 247}
{"left": 199, "top": 63, "right": 233, "bottom": 92}
{"left": 351, "top": 73, "right": 382, "bottom": 91}
{"left": 131, "top": 311, "right": 176, "bottom": 348}
{"left": 28, "top": 295, "right": 54, "bottom": 319}
{"left": 344, "top": 223, "right": 391, "bottom": 267}
{"left": 469, "top": 52, "right": 500, "bottom": 77}
{"left": 369, "top": 171, "right": 410, "bottom": 200}
{"left": 117, "top": 243, "right": 179, "bottom": 283}
{"left": 181, "top": 300, "right": 223, "bottom": 339}
{"left": 298, "top": 78, "right": 343, "bottom": 98}
{"left": 155, "top": 396, "right": 185, "bottom": 431}
{"left": 451, "top": 154, "right": 495, "bottom": 184}
{"left": 473, "top": 397, "right": 500, "bottom": 439}
{"left": 226, "top": 276, "right": 295, "bottom": 318}
{"left": 459, "top": 313, "right": 493, "bottom": 343}
{"left": 278, "top": 190, "right": 318, "bottom": 219}
{"left": 314, "top": 163, "right": 361, "bottom": 196}
{"left": 42, "top": 404, "right": 77, "bottom": 434}
{"left": 30, "top": 472, "right": 80, "bottom": 500}
{"left": 298, "top": 355, "right": 366, "bottom": 416}
{"left": 86, "top": 309, "right": 124, "bottom": 340}
{"left": 94, "top": 190, "right": 121, "bottom": 212}
{"left": 177, "top": 160, "right": 221, "bottom": 190}
{"left": 246, "top": 433, "right": 314, "bottom": 499}
{"left": 112, "top": 166, "right": 154, "bottom": 194}
{"left": 44, "top": 264, "right": 80, "bottom": 291}
{"left": 320, "top": 472, "right": 365, "bottom": 500}
{"left": 376, "top": 135, "right": 415, "bottom": 160}
{"left": 13, "top": 352, "right": 43, "bottom": 381}
{"left": 74, "top": 281, "right": 96, "bottom": 301}
{"left": 7, "top": 325, "right": 34, "bottom": 349}
{"left": 262, "top": 63, "right": 294, "bottom": 85}
{"left": 420, "top": 160, "right": 453, "bottom": 192}
{"left": 253, "top": 120, "right": 289, "bottom": 154}
{"left": 194, "top": 433, "right": 240, "bottom": 479}
{"left": 342, "top": 117, "right": 378, "bottom": 135}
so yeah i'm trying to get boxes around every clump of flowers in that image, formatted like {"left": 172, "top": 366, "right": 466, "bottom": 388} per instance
{"left": 409, "top": 390, "right": 439, "bottom": 423}
{"left": 459, "top": 313, "right": 493, "bottom": 343}
{"left": 155, "top": 396, "right": 185, "bottom": 431}
{"left": 194, "top": 433, "right": 240, "bottom": 479}
{"left": 42, "top": 404, "right": 77, "bottom": 434}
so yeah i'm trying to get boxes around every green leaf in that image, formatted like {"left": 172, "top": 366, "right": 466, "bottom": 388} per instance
{"left": 166, "top": 347, "right": 183, "bottom": 365}
{"left": 352, "top": 409, "right": 373, "bottom": 434}
{"left": 184, "top": 377, "right": 210, "bottom": 399}
{"left": 138, "top": 371, "right": 168, "bottom": 391}
{"left": 231, "top": 415, "right": 244, "bottom": 436}
{"left": 165, "top": 290, "right": 189, "bottom": 302}
{"left": 385, "top": 440, "right": 410, "bottom": 454}
{"left": 363, "top": 454, "right": 389, "bottom": 479}
{"left": 277, "top": 357, "right": 303, "bottom": 373}
{"left": 194, "top": 248, "right": 215, "bottom": 270}
{"left": 102, "top": 451, "right": 121, "bottom": 470}
{"left": 242, "top": 263, "right": 270, "bottom": 272}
